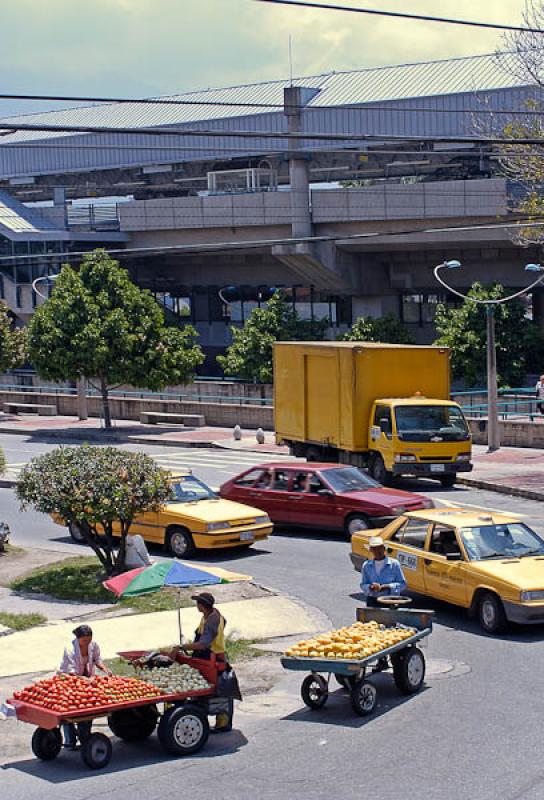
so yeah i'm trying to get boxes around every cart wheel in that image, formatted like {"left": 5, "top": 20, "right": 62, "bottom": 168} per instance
{"left": 392, "top": 646, "right": 426, "bottom": 695}
{"left": 158, "top": 704, "right": 210, "bottom": 756}
{"left": 80, "top": 733, "right": 113, "bottom": 770}
{"left": 31, "top": 727, "right": 62, "bottom": 761}
{"left": 108, "top": 704, "right": 158, "bottom": 741}
{"left": 334, "top": 674, "right": 356, "bottom": 692}
{"left": 301, "top": 674, "right": 328, "bottom": 710}
{"left": 350, "top": 679, "right": 378, "bottom": 716}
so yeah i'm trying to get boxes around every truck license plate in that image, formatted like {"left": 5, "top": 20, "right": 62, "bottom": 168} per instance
{"left": 430, "top": 464, "right": 445, "bottom": 473}
{"left": 240, "top": 532, "right": 254, "bottom": 541}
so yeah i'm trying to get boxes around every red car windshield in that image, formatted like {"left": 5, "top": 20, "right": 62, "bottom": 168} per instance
{"left": 321, "top": 467, "right": 379, "bottom": 493}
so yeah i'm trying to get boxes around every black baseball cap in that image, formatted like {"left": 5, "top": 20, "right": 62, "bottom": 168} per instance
{"left": 191, "top": 592, "right": 215, "bottom": 609}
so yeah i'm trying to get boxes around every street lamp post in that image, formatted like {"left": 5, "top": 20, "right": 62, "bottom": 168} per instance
{"left": 434, "top": 260, "right": 544, "bottom": 452}
{"left": 32, "top": 273, "right": 88, "bottom": 421}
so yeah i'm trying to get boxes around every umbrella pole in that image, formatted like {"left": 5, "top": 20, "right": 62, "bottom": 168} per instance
{"left": 177, "top": 589, "right": 183, "bottom": 645}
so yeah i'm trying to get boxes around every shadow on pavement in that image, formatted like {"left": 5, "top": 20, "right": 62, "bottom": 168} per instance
{"left": 1, "top": 728, "right": 248, "bottom": 782}
{"left": 281, "top": 677, "right": 428, "bottom": 729}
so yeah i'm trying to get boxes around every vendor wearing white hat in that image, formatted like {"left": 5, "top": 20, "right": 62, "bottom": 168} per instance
{"left": 360, "top": 536, "right": 407, "bottom": 608}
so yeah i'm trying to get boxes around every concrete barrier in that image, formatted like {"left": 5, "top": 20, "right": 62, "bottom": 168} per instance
{"left": 468, "top": 418, "right": 544, "bottom": 448}
{"left": 0, "top": 390, "right": 274, "bottom": 430}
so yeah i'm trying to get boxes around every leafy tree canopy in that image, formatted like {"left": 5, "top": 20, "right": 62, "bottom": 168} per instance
{"left": 17, "top": 446, "right": 172, "bottom": 576}
{"left": 27, "top": 250, "right": 204, "bottom": 426}
{"left": 217, "top": 291, "right": 328, "bottom": 383}
{"left": 433, "top": 282, "right": 543, "bottom": 387}
{"left": 339, "top": 313, "right": 415, "bottom": 344}
{"left": 0, "top": 301, "right": 26, "bottom": 373}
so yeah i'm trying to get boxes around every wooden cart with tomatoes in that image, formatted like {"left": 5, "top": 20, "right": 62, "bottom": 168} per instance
{"left": 8, "top": 652, "right": 227, "bottom": 770}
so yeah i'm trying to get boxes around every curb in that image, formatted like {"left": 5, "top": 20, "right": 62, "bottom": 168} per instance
{"left": 456, "top": 476, "right": 544, "bottom": 502}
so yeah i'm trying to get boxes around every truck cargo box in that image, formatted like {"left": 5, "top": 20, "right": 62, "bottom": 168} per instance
{"left": 274, "top": 342, "right": 451, "bottom": 453}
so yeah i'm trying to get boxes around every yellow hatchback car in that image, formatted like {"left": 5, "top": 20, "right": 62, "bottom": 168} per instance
{"left": 64, "top": 471, "right": 272, "bottom": 557}
{"left": 351, "top": 508, "right": 544, "bottom": 634}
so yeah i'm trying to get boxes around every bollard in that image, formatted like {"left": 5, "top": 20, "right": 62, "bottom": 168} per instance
{"left": 233, "top": 424, "right": 242, "bottom": 441}
{"left": 256, "top": 428, "right": 265, "bottom": 444}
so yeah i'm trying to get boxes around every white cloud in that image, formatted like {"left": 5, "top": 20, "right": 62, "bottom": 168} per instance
{"left": 0, "top": 0, "right": 529, "bottom": 115}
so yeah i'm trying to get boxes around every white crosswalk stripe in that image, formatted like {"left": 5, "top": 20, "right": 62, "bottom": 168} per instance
{"left": 4, "top": 448, "right": 298, "bottom": 481}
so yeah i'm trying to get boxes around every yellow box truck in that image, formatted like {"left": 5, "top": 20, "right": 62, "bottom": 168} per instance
{"left": 273, "top": 341, "right": 472, "bottom": 487}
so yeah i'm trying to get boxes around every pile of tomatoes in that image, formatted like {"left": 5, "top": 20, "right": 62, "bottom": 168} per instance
{"left": 12, "top": 673, "right": 160, "bottom": 713}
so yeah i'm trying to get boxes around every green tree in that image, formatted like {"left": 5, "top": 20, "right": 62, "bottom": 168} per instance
{"left": 434, "top": 282, "right": 543, "bottom": 386}
{"left": 339, "top": 313, "right": 415, "bottom": 344}
{"left": 27, "top": 250, "right": 204, "bottom": 427}
{"left": 0, "top": 301, "right": 26, "bottom": 372}
{"left": 217, "top": 291, "right": 328, "bottom": 383}
{"left": 17, "top": 446, "right": 172, "bottom": 576}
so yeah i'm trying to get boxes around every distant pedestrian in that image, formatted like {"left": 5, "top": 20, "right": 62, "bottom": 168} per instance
{"left": 536, "top": 375, "right": 544, "bottom": 415}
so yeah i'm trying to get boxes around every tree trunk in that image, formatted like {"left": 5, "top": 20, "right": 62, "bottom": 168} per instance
{"left": 100, "top": 375, "right": 112, "bottom": 429}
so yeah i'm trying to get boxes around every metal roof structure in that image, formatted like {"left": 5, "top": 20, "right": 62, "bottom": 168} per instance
{"left": 0, "top": 52, "right": 537, "bottom": 182}
{"left": 0, "top": 189, "right": 63, "bottom": 240}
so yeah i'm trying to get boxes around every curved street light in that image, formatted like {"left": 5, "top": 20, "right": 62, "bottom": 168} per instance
{"left": 433, "top": 260, "right": 544, "bottom": 452}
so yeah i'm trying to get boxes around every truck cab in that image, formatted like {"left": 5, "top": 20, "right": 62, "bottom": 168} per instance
{"left": 368, "top": 397, "right": 472, "bottom": 487}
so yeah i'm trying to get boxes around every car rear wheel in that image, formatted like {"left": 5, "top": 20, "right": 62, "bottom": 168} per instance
{"left": 478, "top": 592, "right": 507, "bottom": 634}
{"left": 166, "top": 527, "right": 195, "bottom": 558}
{"left": 345, "top": 514, "right": 370, "bottom": 538}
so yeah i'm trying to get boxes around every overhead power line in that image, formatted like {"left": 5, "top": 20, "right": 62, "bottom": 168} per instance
{"left": 2, "top": 120, "right": 544, "bottom": 146}
{"left": 254, "top": 0, "right": 544, "bottom": 33}
{"left": 1, "top": 91, "right": 543, "bottom": 117}
{"left": 1, "top": 218, "right": 542, "bottom": 264}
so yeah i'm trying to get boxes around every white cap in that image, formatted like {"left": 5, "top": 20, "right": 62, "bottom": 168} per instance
{"left": 368, "top": 536, "right": 384, "bottom": 548}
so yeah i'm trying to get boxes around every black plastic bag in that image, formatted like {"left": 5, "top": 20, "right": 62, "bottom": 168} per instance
{"left": 216, "top": 667, "right": 243, "bottom": 700}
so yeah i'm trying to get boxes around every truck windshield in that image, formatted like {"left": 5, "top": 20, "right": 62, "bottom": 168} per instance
{"left": 322, "top": 466, "right": 379, "bottom": 493}
{"left": 459, "top": 523, "right": 544, "bottom": 561}
{"left": 170, "top": 476, "right": 216, "bottom": 502}
{"left": 394, "top": 405, "right": 469, "bottom": 442}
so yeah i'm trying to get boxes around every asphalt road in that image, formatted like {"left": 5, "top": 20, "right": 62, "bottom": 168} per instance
{"left": 2, "top": 434, "right": 544, "bottom": 800}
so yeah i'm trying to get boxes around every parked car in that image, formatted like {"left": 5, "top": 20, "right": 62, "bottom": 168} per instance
{"left": 350, "top": 507, "right": 544, "bottom": 633}
{"left": 56, "top": 471, "right": 272, "bottom": 558}
{"left": 220, "top": 463, "right": 433, "bottom": 537}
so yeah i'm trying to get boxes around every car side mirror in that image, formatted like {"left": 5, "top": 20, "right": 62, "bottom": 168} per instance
{"left": 445, "top": 552, "right": 462, "bottom": 561}
{"left": 317, "top": 488, "right": 334, "bottom": 497}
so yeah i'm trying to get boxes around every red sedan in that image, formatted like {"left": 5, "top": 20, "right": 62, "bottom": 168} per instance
{"left": 220, "top": 463, "right": 433, "bottom": 537}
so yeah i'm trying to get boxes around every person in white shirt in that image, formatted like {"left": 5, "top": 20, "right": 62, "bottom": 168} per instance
{"left": 124, "top": 534, "right": 152, "bottom": 570}
{"left": 535, "top": 375, "right": 544, "bottom": 415}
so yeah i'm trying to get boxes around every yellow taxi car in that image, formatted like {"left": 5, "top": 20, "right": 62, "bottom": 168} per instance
{"left": 351, "top": 508, "right": 544, "bottom": 634}
{"left": 62, "top": 471, "right": 272, "bottom": 557}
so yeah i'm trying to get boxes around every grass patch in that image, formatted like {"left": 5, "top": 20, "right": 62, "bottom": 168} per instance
{"left": 10, "top": 559, "right": 206, "bottom": 613}
{"left": 11, "top": 557, "right": 113, "bottom": 603}
{"left": 0, "top": 543, "right": 25, "bottom": 559}
{"left": 105, "top": 637, "right": 266, "bottom": 676}
{"left": 0, "top": 611, "right": 47, "bottom": 631}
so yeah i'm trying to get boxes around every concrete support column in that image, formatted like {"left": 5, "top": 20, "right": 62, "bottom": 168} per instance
{"left": 284, "top": 87, "right": 312, "bottom": 240}
{"left": 532, "top": 287, "right": 544, "bottom": 331}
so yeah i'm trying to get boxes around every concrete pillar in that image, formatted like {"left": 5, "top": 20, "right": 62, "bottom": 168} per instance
{"left": 533, "top": 287, "right": 544, "bottom": 331}
{"left": 284, "top": 87, "right": 312, "bottom": 240}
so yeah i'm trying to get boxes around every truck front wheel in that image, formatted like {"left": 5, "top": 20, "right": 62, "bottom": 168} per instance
{"left": 439, "top": 474, "right": 456, "bottom": 488}
{"left": 369, "top": 455, "right": 389, "bottom": 485}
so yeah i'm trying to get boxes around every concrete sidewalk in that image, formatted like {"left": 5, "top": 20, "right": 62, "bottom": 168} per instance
{"left": 0, "top": 594, "right": 328, "bottom": 678}
{"left": 458, "top": 444, "right": 544, "bottom": 501}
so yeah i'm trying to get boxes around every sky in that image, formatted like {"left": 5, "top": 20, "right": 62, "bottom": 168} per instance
{"left": 0, "top": 0, "right": 530, "bottom": 117}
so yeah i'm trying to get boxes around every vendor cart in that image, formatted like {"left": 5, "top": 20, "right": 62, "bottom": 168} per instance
{"left": 8, "top": 652, "right": 227, "bottom": 770}
{"left": 281, "top": 607, "right": 433, "bottom": 717}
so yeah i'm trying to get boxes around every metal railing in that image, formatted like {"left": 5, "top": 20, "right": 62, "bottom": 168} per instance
{"left": 0, "top": 383, "right": 273, "bottom": 407}
{"left": 66, "top": 204, "right": 120, "bottom": 231}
